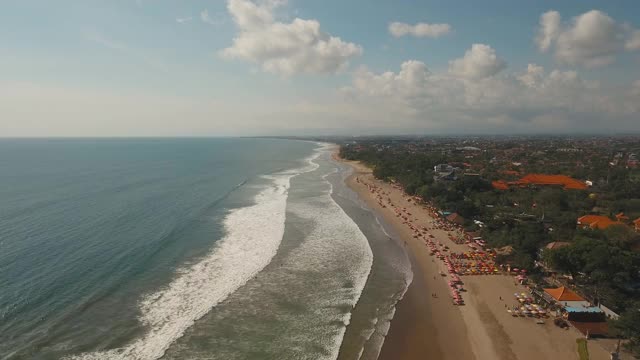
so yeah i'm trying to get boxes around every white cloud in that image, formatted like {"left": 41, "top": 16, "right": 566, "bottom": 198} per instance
{"left": 341, "top": 60, "right": 639, "bottom": 133}
{"left": 388, "top": 22, "right": 451, "bottom": 38}
{"left": 517, "top": 63, "right": 544, "bottom": 87}
{"left": 448, "top": 44, "right": 506, "bottom": 80}
{"left": 220, "top": 0, "right": 362, "bottom": 75}
{"left": 176, "top": 17, "right": 193, "bottom": 24}
{"left": 535, "top": 11, "right": 560, "bottom": 51}
{"left": 626, "top": 29, "right": 640, "bottom": 50}
{"left": 535, "top": 9, "right": 640, "bottom": 67}
{"left": 200, "top": 9, "right": 222, "bottom": 26}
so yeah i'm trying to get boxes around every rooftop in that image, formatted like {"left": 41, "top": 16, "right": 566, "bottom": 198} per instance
{"left": 543, "top": 286, "right": 585, "bottom": 302}
{"left": 492, "top": 174, "right": 588, "bottom": 191}
{"left": 545, "top": 242, "right": 571, "bottom": 250}
{"left": 577, "top": 215, "right": 624, "bottom": 230}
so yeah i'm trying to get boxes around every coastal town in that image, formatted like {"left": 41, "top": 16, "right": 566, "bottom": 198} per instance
{"left": 336, "top": 136, "right": 640, "bottom": 360}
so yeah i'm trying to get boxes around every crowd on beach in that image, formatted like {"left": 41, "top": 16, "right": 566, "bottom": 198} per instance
{"left": 356, "top": 176, "right": 552, "bottom": 317}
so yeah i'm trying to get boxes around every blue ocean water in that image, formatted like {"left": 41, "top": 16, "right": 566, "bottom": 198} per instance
{"left": 0, "top": 138, "right": 410, "bottom": 360}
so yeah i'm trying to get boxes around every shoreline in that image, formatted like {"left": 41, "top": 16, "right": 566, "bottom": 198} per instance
{"left": 335, "top": 152, "right": 474, "bottom": 360}
{"left": 334, "top": 150, "right": 613, "bottom": 360}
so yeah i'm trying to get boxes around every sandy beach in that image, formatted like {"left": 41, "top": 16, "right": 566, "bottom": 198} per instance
{"left": 336, "top": 152, "right": 614, "bottom": 360}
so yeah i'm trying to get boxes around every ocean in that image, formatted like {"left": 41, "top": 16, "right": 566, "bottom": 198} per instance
{"left": 0, "top": 138, "right": 411, "bottom": 360}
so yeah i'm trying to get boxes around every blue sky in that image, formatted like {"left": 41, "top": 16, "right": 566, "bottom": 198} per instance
{"left": 1, "top": 0, "right": 639, "bottom": 136}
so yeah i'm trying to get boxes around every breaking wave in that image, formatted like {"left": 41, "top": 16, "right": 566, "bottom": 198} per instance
{"left": 70, "top": 150, "right": 322, "bottom": 360}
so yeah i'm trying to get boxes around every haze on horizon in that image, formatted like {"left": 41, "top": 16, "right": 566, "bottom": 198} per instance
{"left": 1, "top": 0, "right": 640, "bottom": 137}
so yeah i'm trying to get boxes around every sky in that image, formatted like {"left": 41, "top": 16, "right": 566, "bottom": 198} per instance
{"left": 1, "top": 0, "right": 640, "bottom": 136}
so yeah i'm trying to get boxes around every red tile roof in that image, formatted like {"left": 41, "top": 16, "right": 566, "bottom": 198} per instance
{"left": 517, "top": 174, "right": 588, "bottom": 190}
{"left": 544, "top": 286, "right": 585, "bottom": 301}
{"left": 492, "top": 180, "right": 509, "bottom": 190}
{"left": 492, "top": 174, "right": 588, "bottom": 190}
{"left": 577, "top": 215, "right": 624, "bottom": 230}
{"left": 616, "top": 212, "right": 629, "bottom": 221}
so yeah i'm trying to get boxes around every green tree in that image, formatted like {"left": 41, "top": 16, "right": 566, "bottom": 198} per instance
{"left": 614, "top": 308, "right": 640, "bottom": 358}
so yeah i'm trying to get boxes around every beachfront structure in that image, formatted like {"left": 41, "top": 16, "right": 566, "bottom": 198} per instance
{"left": 543, "top": 286, "right": 608, "bottom": 336}
{"left": 577, "top": 215, "right": 624, "bottom": 230}
{"left": 543, "top": 286, "right": 590, "bottom": 308}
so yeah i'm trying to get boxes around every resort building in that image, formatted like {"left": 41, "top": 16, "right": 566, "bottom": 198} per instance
{"left": 491, "top": 174, "right": 588, "bottom": 191}
{"left": 543, "top": 286, "right": 608, "bottom": 336}
{"left": 577, "top": 215, "right": 624, "bottom": 230}
{"left": 543, "top": 286, "right": 589, "bottom": 308}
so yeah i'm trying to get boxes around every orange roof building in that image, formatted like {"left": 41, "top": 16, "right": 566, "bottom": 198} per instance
{"left": 543, "top": 286, "right": 585, "bottom": 302}
{"left": 492, "top": 180, "right": 509, "bottom": 190}
{"left": 615, "top": 212, "right": 630, "bottom": 222}
{"left": 634, "top": 218, "right": 640, "bottom": 232}
{"left": 492, "top": 174, "right": 588, "bottom": 190}
{"left": 516, "top": 174, "right": 588, "bottom": 190}
{"left": 577, "top": 215, "right": 624, "bottom": 230}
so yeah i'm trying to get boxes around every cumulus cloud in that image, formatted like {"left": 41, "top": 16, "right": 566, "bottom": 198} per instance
{"left": 626, "top": 29, "right": 640, "bottom": 51}
{"left": 535, "top": 9, "right": 640, "bottom": 67}
{"left": 448, "top": 44, "right": 506, "bottom": 80}
{"left": 535, "top": 11, "right": 560, "bottom": 51}
{"left": 517, "top": 63, "right": 545, "bottom": 88}
{"left": 341, "top": 60, "right": 638, "bottom": 133}
{"left": 220, "top": 0, "right": 362, "bottom": 75}
{"left": 388, "top": 22, "right": 451, "bottom": 38}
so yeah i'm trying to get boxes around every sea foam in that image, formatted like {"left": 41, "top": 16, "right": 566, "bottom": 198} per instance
{"left": 70, "top": 150, "right": 322, "bottom": 360}
{"left": 279, "top": 149, "right": 373, "bottom": 360}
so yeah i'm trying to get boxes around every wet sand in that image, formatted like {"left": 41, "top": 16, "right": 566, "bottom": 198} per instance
{"left": 336, "top": 153, "right": 614, "bottom": 360}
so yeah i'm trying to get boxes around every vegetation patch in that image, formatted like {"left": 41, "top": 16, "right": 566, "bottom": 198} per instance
{"left": 576, "top": 338, "right": 589, "bottom": 360}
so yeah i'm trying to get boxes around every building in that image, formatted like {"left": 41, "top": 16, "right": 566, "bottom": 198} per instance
{"left": 634, "top": 218, "right": 640, "bottom": 232}
{"left": 545, "top": 242, "right": 571, "bottom": 250}
{"left": 433, "top": 164, "right": 457, "bottom": 181}
{"left": 543, "top": 286, "right": 608, "bottom": 336}
{"left": 492, "top": 173, "right": 588, "bottom": 191}
{"left": 577, "top": 215, "right": 624, "bottom": 230}
{"left": 491, "top": 180, "right": 509, "bottom": 190}
{"left": 434, "top": 164, "right": 454, "bottom": 173}
{"left": 615, "top": 212, "right": 629, "bottom": 222}
{"left": 516, "top": 174, "right": 588, "bottom": 190}
{"left": 543, "top": 286, "right": 590, "bottom": 308}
